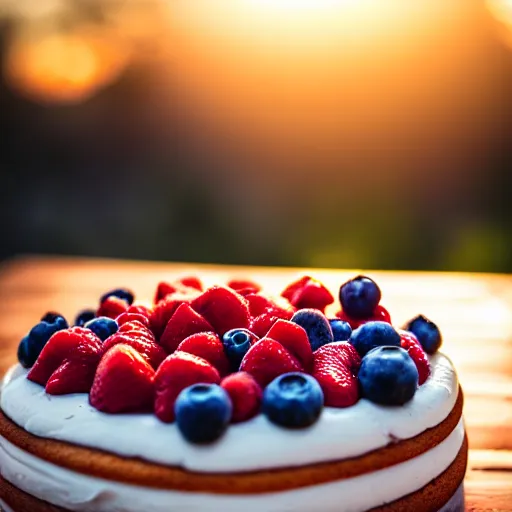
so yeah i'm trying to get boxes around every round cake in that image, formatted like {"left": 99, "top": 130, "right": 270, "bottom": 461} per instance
{"left": 0, "top": 275, "right": 467, "bottom": 511}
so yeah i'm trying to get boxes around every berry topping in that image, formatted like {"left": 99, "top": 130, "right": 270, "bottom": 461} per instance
{"left": 126, "top": 304, "right": 152, "bottom": 318}
{"left": 266, "top": 320, "right": 313, "bottom": 371}
{"left": 262, "top": 373, "right": 323, "bottom": 428}
{"left": 27, "top": 327, "right": 103, "bottom": 394}
{"left": 245, "top": 293, "right": 294, "bottom": 319}
{"left": 90, "top": 344, "right": 155, "bottom": 413}
{"left": 177, "top": 276, "right": 203, "bottom": 291}
{"left": 358, "top": 346, "right": 419, "bottom": 405}
{"left": 177, "top": 332, "right": 230, "bottom": 376}
{"left": 75, "top": 309, "right": 96, "bottom": 327}
{"left": 154, "top": 351, "right": 220, "bottom": 423}
{"left": 116, "top": 312, "right": 150, "bottom": 328}
{"left": 17, "top": 314, "right": 69, "bottom": 368}
{"left": 312, "top": 342, "right": 361, "bottom": 407}
{"left": 227, "top": 279, "right": 261, "bottom": 295}
{"left": 154, "top": 282, "right": 178, "bottom": 304}
{"left": 191, "top": 286, "right": 251, "bottom": 337}
{"left": 250, "top": 310, "right": 293, "bottom": 338}
{"left": 290, "top": 309, "right": 334, "bottom": 351}
{"left": 221, "top": 372, "right": 262, "bottom": 423}
{"left": 175, "top": 384, "right": 232, "bottom": 443}
{"left": 240, "top": 338, "right": 302, "bottom": 387}
{"left": 102, "top": 321, "right": 166, "bottom": 370}
{"left": 97, "top": 296, "right": 128, "bottom": 320}
{"left": 329, "top": 319, "right": 352, "bottom": 342}
{"left": 399, "top": 330, "right": 431, "bottom": 385}
{"left": 84, "top": 317, "right": 118, "bottom": 341}
{"left": 339, "top": 276, "right": 381, "bottom": 319}
{"left": 336, "top": 304, "right": 392, "bottom": 330}
{"left": 349, "top": 321, "right": 401, "bottom": 357}
{"left": 282, "top": 276, "right": 334, "bottom": 312}
{"left": 159, "top": 303, "right": 214, "bottom": 353}
{"left": 100, "top": 288, "right": 135, "bottom": 306}
{"left": 405, "top": 315, "right": 442, "bottom": 355}
{"left": 222, "top": 328, "right": 257, "bottom": 372}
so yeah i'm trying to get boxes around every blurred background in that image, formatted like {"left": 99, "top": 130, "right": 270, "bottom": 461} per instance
{"left": 0, "top": 0, "right": 511, "bottom": 272}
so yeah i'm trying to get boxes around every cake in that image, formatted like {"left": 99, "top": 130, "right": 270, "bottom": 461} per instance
{"left": 0, "top": 274, "right": 467, "bottom": 512}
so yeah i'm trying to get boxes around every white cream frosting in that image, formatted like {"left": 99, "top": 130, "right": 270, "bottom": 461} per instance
{"left": 0, "top": 419, "right": 465, "bottom": 512}
{"left": 0, "top": 353, "right": 458, "bottom": 472}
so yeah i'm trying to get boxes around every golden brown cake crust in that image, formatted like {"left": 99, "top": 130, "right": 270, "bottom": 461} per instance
{"left": 0, "top": 436, "right": 468, "bottom": 512}
{"left": 0, "top": 388, "right": 463, "bottom": 494}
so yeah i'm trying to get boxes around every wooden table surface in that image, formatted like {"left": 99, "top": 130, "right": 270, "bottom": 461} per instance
{"left": 0, "top": 255, "right": 511, "bottom": 511}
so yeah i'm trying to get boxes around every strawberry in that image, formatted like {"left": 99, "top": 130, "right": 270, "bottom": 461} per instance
{"left": 177, "top": 276, "right": 203, "bottom": 291}
{"left": 154, "top": 282, "right": 178, "bottom": 304}
{"left": 90, "top": 344, "right": 155, "bottom": 414}
{"left": 240, "top": 338, "right": 302, "bottom": 387}
{"left": 102, "top": 321, "right": 166, "bottom": 370}
{"left": 312, "top": 342, "right": 361, "bottom": 407}
{"left": 154, "top": 351, "right": 220, "bottom": 423}
{"left": 159, "top": 303, "right": 214, "bottom": 353}
{"left": 282, "top": 276, "right": 334, "bottom": 312}
{"left": 266, "top": 320, "right": 313, "bottom": 371}
{"left": 177, "top": 332, "right": 230, "bottom": 376}
{"left": 246, "top": 293, "right": 295, "bottom": 319}
{"left": 227, "top": 279, "right": 261, "bottom": 296}
{"left": 97, "top": 296, "right": 128, "bottom": 319}
{"left": 250, "top": 313, "right": 290, "bottom": 338}
{"left": 335, "top": 305, "right": 392, "bottom": 330}
{"left": 116, "top": 312, "right": 150, "bottom": 328}
{"left": 221, "top": 372, "right": 262, "bottom": 422}
{"left": 126, "top": 304, "right": 152, "bottom": 318}
{"left": 399, "top": 330, "right": 431, "bottom": 385}
{"left": 191, "top": 286, "right": 250, "bottom": 337}
{"left": 27, "top": 327, "right": 102, "bottom": 394}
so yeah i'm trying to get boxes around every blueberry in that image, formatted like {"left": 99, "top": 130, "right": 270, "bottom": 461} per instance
{"left": 175, "top": 384, "right": 232, "bottom": 443}
{"left": 263, "top": 372, "right": 324, "bottom": 428}
{"left": 406, "top": 315, "right": 442, "bottom": 354}
{"left": 358, "top": 346, "right": 418, "bottom": 405}
{"left": 100, "top": 288, "right": 134, "bottom": 305}
{"left": 17, "top": 336, "right": 33, "bottom": 369}
{"left": 40, "top": 312, "right": 68, "bottom": 329}
{"left": 339, "top": 276, "right": 381, "bottom": 319}
{"left": 329, "top": 319, "right": 352, "bottom": 342}
{"left": 222, "top": 329, "right": 255, "bottom": 371}
{"left": 75, "top": 309, "right": 96, "bottom": 327}
{"left": 291, "top": 309, "right": 333, "bottom": 351}
{"left": 349, "top": 321, "right": 400, "bottom": 357}
{"left": 85, "top": 317, "right": 118, "bottom": 341}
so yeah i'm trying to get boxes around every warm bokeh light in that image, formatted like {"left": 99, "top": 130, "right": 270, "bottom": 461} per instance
{"left": 487, "top": 0, "right": 512, "bottom": 48}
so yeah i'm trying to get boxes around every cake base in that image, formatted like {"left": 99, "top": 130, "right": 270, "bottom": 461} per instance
{"left": 0, "top": 435, "right": 467, "bottom": 512}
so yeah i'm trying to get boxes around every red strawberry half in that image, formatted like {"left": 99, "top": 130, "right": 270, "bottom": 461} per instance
{"left": 221, "top": 372, "right": 262, "bottom": 423}
{"left": 266, "top": 320, "right": 313, "bottom": 371}
{"left": 90, "top": 344, "right": 155, "bottom": 414}
{"left": 282, "top": 276, "right": 334, "bottom": 312}
{"left": 312, "top": 342, "right": 361, "bottom": 407}
{"left": 177, "top": 332, "right": 230, "bottom": 376}
{"left": 28, "top": 327, "right": 103, "bottom": 395}
{"left": 227, "top": 279, "right": 262, "bottom": 296}
{"left": 97, "top": 296, "right": 128, "bottom": 319}
{"left": 154, "top": 351, "right": 220, "bottom": 423}
{"left": 399, "top": 330, "right": 431, "bottom": 385}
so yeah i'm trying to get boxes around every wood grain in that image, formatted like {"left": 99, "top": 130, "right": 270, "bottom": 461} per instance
{"left": 0, "top": 255, "right": 511, "bottom": 510}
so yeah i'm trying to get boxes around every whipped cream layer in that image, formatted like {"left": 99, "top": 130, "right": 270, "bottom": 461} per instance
{"left": 0, "top": 419, "right": 465, "bottom": 512}
{"left": 0, "top": 353, "right": 458, "bottom": 472}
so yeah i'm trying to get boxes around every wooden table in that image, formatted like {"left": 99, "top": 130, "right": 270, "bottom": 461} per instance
{"left": 0, "top": 255, "right": 511, "bottom": 511}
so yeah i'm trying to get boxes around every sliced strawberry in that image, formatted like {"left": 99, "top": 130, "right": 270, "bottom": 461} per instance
{"left": 399, "top": 330, "right": 431, "bottom": 385}
{"left": 90, "top": 344, "right": 155, "bottom": 414}
{"left": 221, "top": 372, "right": 262, "bottom": 422}
{"left": 154, "top": 282, "right": 177, "bottom": 304}
{"left": 227, "top": 279, "right": 262, "bottom": 296}
{"left": 335, "top": 305, "right": 392, "bottom": 330}
{"left": 27, "top": 327, "right": 102, "bottom": 394}
{"left": 126, "top": 304, "right": 152, "bottom": 318}
{"left": 245, "top": 294, "right": 294, "bottom": 319}
{"left": 266, "top": 320, "right": 313, "bottom": 371}
{"left": 191, "top": 286, "right": 250, "bottom": 337}
{"left": 154, "top": 351, "right": 220, "bottom": 423}
{"left": 177, "top": 276, "right": 203, "bottom": 291}
{"left": 177, "top": 332, "right": 230, "bottom": 376}
{"left": 160, "top": 303, "right": 214, "bottom": 353}
{"left": 282, "top": 276, "right": 334, "bottom": 312}
{"left": 240, "top": 338, "right": 302, "bottom": 387}
{"left": 312, "top": 342, "right": 361, "bottom": 407}
{"left": 97, "top": 296, "right": 128, "bottom": 319}
{"left": 251, "top": 312, "right": 294, "bottom": 338}
{"left": 116, "top": 312, "right": 150, "bottom": 328}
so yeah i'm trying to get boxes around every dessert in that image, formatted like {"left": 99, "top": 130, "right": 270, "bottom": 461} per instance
{"left": 0, "top": 274, "right": 466, "bottom": 511}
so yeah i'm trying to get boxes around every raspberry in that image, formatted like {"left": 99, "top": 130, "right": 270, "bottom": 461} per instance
{"left": 312, "top": 342, "right": 361, "bottom": 407}
{"left": 399, "top": 330, "right": 431, "bottom": 385}
{"left": 282, "top": 276, "right": 334, "bottom": 312}
{"left": 266, "top": 320, "right": 313, "bottom": 371}
{"left": 154, "top": 351, "right": 220, "bottom": 423}
{"left": 27, "top": 327, "right": 103, "bottom": 394}
{"left": 116, "top": 312, "right": 150, "bottom": 328}
{"left": 221, "top": 372, "right": 262, "bottom": 423}
{"left": 240, "top": 338, "right": 302, "bottom": 387}
{"left": 177, "top": 332, "right": 230, "bottom": 376}
{"left": 191, "top": 286, "right": 250, "bottom": 337}
{"left": 97, "top": 296, "right": 128, "bottom": 319}
{"left": 90, "top": 344, "right": 155, "bottom": 414}
{"left": 227, "top": 279, "right": 262, "bottom": 296}
{"left": 160, "top": 303, "right": 213, "bottom": 353}
{"left": 335, "top": 304, "right": 392, "bottom": 330}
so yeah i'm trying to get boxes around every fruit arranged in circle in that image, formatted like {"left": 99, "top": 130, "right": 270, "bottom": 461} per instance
{"left": 221, "top": 372, "right": 262, "bottom": 423}
{"left": 291, "top": 309, "right": 334, "bottom": 351}
{"left": 329, "top": 319, "right": 352, "bottom": 342}
{"left": 84, "top": 317, "right": 118, "bottom": 341}
{"left": 339, "top": 276, "right": 381, "bottom": 319}
{"left": 349, "top": 321, "right": 401, "bottom": 357}
{"left": 222, "top": 328, "right": 256, "bottom": 372}
{"left": 405, "top": 315, "right": 442, "bottom": 354}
